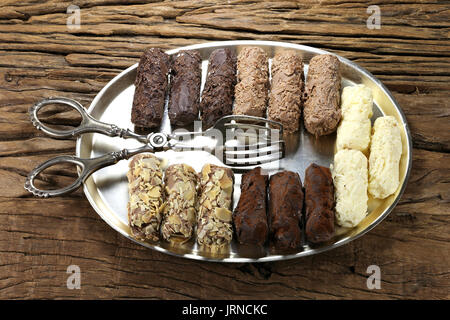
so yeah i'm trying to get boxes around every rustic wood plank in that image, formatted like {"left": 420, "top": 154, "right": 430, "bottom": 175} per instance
{"left": 0, "top": 0, "right": 448, "bottom": 300}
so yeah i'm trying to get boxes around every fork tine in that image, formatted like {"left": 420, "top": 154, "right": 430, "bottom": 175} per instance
{"left": 225, "top": 140, "right": 285, "bottom": 150}
{"left": 170, "top": 143, "right": 207, "bottom": 151}
{"left": 224, "top": 157, "right": 282, "bottom": 168}
{"left": 224, "top": 143, "right": 284, "bottom": 157}
{"left": 221, "top": 114, "right": 282, "bottom": 126}
{"left": 220, "top": 115, "right": 283, "bottom": 133}
{"left": 224, "top": 125, "right": 282, "bottom": 144}
{"left": 224, "top": 152, "right": 283, "bottom": 166}
{"left": 224, "top": 123, "right": 270, "bottom": 132}
{"left": 225, "top": 132, "right": 275, "bottom": 144}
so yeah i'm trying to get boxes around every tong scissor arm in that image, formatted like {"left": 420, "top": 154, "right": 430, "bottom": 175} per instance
{"left": 24, "top": 146, "right": 150, "bottom": 198}
{"left": 29, "top": 97, "right": 148, "bottom": 143}
{"left": 25, "top": 97, "right": 157, "bottom": 197}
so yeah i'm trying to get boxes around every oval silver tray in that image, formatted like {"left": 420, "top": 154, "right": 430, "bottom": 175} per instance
{"left": 75, "top": 40, "right": 412, "bottom": 262}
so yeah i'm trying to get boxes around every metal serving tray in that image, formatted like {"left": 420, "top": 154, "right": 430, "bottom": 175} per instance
{"left": 75, "top": 40, "right": 412, "bottom": 262}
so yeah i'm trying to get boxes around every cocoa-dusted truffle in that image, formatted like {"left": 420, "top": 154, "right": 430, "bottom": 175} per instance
{"left": 168, "top": 50, "right": 202, "bottom": 127}
{"left": 200, "top": 48, "right": 237, "bottom": 129}
{"left": 233, "top": 167, "right": 269, "bottom": 246}
{"left": 268, "top": 171, "right": 303, "bottom": 249}
{"left": 131, "top": 48, "right": 170, "bottom": 129}
{"left": 304, "top": 163, "right": 335, "bottom": 244}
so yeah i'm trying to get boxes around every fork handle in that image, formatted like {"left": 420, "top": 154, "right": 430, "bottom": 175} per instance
{"left": 30, "top": 97, "right": 147, "bottom": 143}
{"left": 24, "top": 147, "right": 149, "bottom": 197}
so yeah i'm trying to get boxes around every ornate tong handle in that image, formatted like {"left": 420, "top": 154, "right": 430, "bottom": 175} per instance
{"left": 29, "top": 97, "right": 146, "bottom": 142}
{"left": 25, "top": 97, "right": 158, "bottom": 197}
{"left": 24, "top": 148, "right": 147, "bottom": 198}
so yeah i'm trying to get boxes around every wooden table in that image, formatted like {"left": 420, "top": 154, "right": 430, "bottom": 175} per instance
{"left": 0, "top": 0, "right": 448, "bottom": 300}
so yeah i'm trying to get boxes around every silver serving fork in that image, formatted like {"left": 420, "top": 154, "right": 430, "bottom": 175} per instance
{"left": 25, "top": 97, "right": 285, "bottom": 197}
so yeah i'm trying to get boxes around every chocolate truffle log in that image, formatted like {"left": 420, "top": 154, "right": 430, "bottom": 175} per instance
{"left": 127, "top": 154, "right": 165, "bottom": 242}
{"left": 268, "top": 51, "right": 304, "bottom": 133}
{"left": 161, "top": 164, "right": 198, "bottom": 243}
{"left": 233, "top": 167, "right": 269, "bottom": 246}
{"left": 197, "top": 164, "right": 234, "bottom": 248}
{"left": 303, "top": 54, "right": 341, "bottom": 136}
{"left": 131, "top": 48, "right": 170, "bottom": 128}
{"left": 168, "top": 50, "right": 202, "bottom": 127}
{"left": 268, "top": 171, "right": 303, "bottom": 249}
{"left": 200, "top": 48, "right": 237, "bottom": 129}
{"left": 304, "top": 163, "right": 335, "bottom": 244}
{"left": 233, "top": 47, "right": 269, "bottom": 117}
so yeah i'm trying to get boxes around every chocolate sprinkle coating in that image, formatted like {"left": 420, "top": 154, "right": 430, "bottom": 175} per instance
{"left": 303, "top": 54, "right": 341, "bottom": 136}
{"left": 268, "top": 171, "right": 303, "bottom": 249}
{"left": 268, "top": 50, "right": 304, "bottom": 133}
{"left": 131, "top": 48, "right": 170, "bottom": 129}
{"left": 233, "top": 167, "right": 269, "bottom": 246}
{"left": 304, "top": 163, "right": 335, "bottom": 244}
{"left": 233, "top": 47, "right": 269, "bottom": 117}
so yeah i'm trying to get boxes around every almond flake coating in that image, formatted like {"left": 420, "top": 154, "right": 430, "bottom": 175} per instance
{"left": 161, "top": 164, "right": 198, "bottom": 243}
{"left": 196, "top": 164, "right": 234, "bottom": 248}
{"left": 127, "top": 154, "right": 165, "bottom": 242}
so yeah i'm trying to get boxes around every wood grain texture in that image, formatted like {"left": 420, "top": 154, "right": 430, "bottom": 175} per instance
{"left": 0, "top": 0, "right": 449, "bottom": 300}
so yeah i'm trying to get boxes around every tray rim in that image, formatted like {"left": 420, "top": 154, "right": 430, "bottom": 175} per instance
{"left": 75, "top": 40, "right": 413, "bottom": 263}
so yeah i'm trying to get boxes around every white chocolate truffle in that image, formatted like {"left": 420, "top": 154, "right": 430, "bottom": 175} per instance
{"left": 341, "top": 84, "right": 373, "bottom": 120}
{"left": 336, "top": 85, "right": 373, "bottom": 152}
{"left": 368, "top": 116, "right": 403, "bottom": 199}
{"left": 336, "top": 119, "right": 371, "bottom": 152}
{"left": 332, "top": 149, "right": 368, "bottom": 228}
